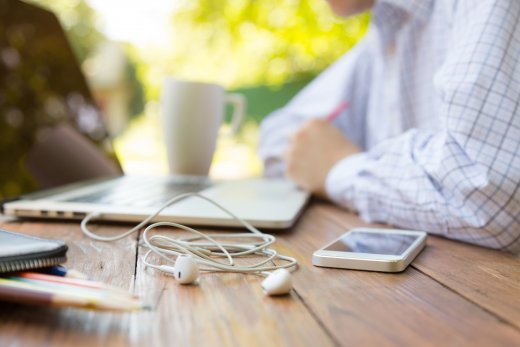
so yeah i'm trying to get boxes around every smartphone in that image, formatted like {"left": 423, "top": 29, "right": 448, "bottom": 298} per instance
{"left": 312, "top": 228, "right": 427, "bottom": 272}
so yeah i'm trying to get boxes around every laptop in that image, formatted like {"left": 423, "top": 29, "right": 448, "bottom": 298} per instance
{"left": 0, "top": 0, "right": 309, "bottom": 229}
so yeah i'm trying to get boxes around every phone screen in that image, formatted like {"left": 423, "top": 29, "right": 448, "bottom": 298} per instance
{"left": 324, "top": 231, "right": 419, "bottom": 256}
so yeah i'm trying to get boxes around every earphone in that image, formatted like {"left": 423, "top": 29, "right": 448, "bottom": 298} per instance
{"left": 80, "top": 192, "right": 298, "bottom": 296}
{"left": 158, "top": 254, "right": 199, "bottom": 284}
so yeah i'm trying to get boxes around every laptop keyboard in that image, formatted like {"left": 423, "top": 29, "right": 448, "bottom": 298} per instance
{"left": 62, "top": 176, "right": 212, "bottom": 208}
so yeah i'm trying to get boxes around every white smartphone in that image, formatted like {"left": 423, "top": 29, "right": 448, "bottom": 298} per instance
{"left": 312, "top": 228, "right": 427, "bottom": 272}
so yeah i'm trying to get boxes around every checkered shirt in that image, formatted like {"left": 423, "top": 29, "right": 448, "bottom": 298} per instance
{"left": 258, "top": 0, "right": 520, "bottom": 253}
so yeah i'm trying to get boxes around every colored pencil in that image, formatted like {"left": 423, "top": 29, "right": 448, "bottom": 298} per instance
{"left": 0, "top": 277, "right": 148, "bottom": 311}
{"left": 12, "top": 276, "right": 134, "bottom": 302}
{"left": 17, "top": 272, "right": 132, "bottom": 297}
{"left": 0, "top": 280, "right": 91, "bottom": 308}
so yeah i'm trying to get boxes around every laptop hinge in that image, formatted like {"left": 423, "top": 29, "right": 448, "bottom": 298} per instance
{"left": 0, "top": 197, "right": 21, "bottom": 214}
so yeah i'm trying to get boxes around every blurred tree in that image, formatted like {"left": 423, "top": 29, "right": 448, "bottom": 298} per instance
{"left": 161, "top": 0, "right": 369, "bottom": 91}
{"left": 25, "top": 0, "right": 145, "bottom": 119}
{"left": 25, "top": 0, "right": 105, "bottom": 62}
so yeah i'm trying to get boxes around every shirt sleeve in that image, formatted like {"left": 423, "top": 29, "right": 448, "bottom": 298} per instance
{"left": 258, "top": 31, "right": 376, "bottom": 177}
{"left": 326, "top": 0, "right": 520, "bottom": 253}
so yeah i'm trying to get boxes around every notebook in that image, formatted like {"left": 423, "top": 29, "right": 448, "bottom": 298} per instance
{"left": 0, "top": 228, "right": 68, "bottom": 273}
{"left": 0, "top": 0, "right": 308, "bottom": 228}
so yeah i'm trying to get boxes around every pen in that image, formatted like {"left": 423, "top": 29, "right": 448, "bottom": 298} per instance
{"left": 39, "top": 265, "right": 88, "bottom": 279}
{"left": 325, "top": 101, "right": 349, "bottom": 122}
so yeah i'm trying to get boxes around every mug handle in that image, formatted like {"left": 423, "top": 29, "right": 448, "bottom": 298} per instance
{"left": 225, "top": 93, "right": 246, "bottom": 134}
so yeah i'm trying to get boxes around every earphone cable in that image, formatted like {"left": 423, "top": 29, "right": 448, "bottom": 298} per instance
{"left": 81, "top": 192, "right": 298, "bottom": 277}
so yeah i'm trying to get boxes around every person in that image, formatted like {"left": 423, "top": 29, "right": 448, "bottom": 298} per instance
{"left": 258, "top": 0, "right": 520, "bottom": 253}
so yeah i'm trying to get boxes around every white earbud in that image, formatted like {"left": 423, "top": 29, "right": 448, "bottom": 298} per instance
{"left": 261, "top": 268, "right": 292, "bottom": 296}
{"left": 164, "top": 254, "right": 199, "bottom": 284}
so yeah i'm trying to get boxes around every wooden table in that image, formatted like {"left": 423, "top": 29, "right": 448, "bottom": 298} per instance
{"left": 1, "top": 200, "right": 519, "bottom": 347}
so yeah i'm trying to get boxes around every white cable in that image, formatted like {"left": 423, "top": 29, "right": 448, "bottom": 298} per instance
{"left": 80, "top": 192, "right": 298, "bottom": 278}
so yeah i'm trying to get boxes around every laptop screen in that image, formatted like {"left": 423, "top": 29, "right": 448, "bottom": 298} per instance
{"left": 0, "top": 0, "right": 122, "bottom": 201}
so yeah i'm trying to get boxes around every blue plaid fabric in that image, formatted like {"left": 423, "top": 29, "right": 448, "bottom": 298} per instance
{"left": 258, "top": 0, "right": 520, "bottom": 252}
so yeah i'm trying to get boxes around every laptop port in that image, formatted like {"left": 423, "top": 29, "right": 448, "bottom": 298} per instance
{"left": 15, "top": 209, "right": 40, "bottom": 217}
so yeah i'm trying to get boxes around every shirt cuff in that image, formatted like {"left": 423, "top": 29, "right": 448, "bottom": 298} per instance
{"left": 325, "top": 152, "right": 368, "bottom": 203}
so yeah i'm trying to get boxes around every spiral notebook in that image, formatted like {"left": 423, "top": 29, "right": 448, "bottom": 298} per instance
{"left": 0, "top": 229, "right": 68, "bottom": 273}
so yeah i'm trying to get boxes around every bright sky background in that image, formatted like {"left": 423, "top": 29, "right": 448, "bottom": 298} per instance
{"left": 86, "top": 0, "right": 178, "bottom": 46}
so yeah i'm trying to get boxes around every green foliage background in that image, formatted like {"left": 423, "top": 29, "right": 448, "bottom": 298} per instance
{"left": 23, "top": 0, "right": 369, "bottom": 113}
{"left": 140, "top": 0, "right": 369, "bottom": 102}
{"left": 24, "top": 0, "right": 104, "bottom": 62}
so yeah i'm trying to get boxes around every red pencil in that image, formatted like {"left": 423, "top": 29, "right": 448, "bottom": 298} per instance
{"left": 325, "top": 101, "right": 349, "bottom": 122}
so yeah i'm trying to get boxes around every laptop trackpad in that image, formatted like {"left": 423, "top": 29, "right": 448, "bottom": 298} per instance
{"left": 163, "top": 179, "right": 308, "bottom": 221}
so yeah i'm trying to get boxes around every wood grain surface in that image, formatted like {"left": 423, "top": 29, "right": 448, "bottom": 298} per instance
{"left": 0, "top": 201, "right": 519, "bottom": 347}
{"left": 288, "top": 202, "right": 520, "bottom": 347}
{"left": 412, "top": 237, "right": 520, "bottom": 330}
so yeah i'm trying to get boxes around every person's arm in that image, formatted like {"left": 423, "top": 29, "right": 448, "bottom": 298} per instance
{"left": 326, "top": 0, "right": 520, "bottom": 252}
{"left": 258, "top": 31, "right": 376, "bottom": 177}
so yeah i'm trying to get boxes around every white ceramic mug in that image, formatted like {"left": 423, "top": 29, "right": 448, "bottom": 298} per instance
{"left": 161, "top": 78, "right": 245, "bottom": 176}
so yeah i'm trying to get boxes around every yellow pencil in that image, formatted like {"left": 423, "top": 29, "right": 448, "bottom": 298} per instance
{"left": 0, "top": 278, "right": 149, "bottom": 311}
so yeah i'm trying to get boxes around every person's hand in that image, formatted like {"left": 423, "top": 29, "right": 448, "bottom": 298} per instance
{"left": 283, "top": 118, "right": 361, "bottom": 197}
